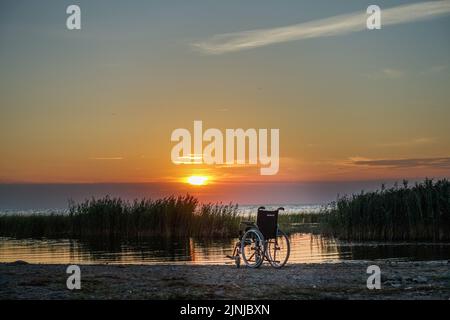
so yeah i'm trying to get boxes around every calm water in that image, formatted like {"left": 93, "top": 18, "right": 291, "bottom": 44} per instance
{"left": 1, "top": 233, "right": 450, "bottom": 265}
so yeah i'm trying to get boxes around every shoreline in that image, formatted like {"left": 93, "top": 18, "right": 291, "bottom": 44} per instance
{"left": 1, "top": 260, "right": 449, "bottom": 300}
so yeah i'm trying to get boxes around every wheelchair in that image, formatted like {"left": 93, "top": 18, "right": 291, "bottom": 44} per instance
{"left": 227, "top": 207, "right": 290, "bottom": 268}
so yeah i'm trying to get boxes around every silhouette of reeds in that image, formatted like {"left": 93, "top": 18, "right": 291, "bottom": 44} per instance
{"left": 0, "top": 195, "right": 240, "bottom": 239}
{"left": 322, "top": 179, "right": 450, "bottom": 241}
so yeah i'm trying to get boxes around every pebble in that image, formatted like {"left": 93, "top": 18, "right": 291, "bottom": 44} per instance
{"left": 413, "top": 276, "right": 428, "bottom": 283}
{"left": 7, "top": 260, "right": 29, "bottom": 266}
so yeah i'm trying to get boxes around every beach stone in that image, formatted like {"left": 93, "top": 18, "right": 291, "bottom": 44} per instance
{"left": 7, "top": 260, "right": 29, "bottom": 265}
{"left": 413, "top": 276, "right": 428, "bottom": 283}
{"left": 214, "top": 289, "right": 225, "bottom": 297}
{"left": 382, "top": 273, "right": 401, "bottom": 282}
{"left": 392, "top": 274, "right": 402, "bottom": 281}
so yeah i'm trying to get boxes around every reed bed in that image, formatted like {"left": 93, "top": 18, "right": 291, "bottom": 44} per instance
{"left": 0, "top": 195, "right": 240, "bottom": 239}
{"left": 322, "top": 179, "right": 450, "bottom": 241}
{"left": 278, "top": 212, "right": 325, "bottom": 225}
{"left": 278, "top": 212, "right": 325, "bottom": 234}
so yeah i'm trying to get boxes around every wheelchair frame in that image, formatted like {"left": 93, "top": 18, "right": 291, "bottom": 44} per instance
{"left": 227, "top": 207, "right": 290, "bottom": 268}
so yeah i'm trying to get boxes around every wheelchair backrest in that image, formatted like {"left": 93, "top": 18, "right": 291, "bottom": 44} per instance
{"left": 256, "top": 207, "right": 283, "bottom": 239}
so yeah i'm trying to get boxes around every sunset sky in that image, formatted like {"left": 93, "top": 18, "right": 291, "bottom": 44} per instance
{"left": 1, "top": 0, "right": 449, "bottom": 205}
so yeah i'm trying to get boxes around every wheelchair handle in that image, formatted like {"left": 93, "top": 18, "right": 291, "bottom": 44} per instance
{"left": 257, "top": 206, "right": 284, "bottom": 211}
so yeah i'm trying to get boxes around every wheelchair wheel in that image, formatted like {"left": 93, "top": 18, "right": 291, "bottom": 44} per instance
{"left": 235, "top": 255, "right": 240, "bottom": 268}
{"left": 266, "top": 229, "right": 290, "bottom": 268}
{"left": 240, "top": 228, "right": 264, "bottom": 268}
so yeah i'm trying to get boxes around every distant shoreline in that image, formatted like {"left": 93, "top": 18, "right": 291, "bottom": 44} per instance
{"left": 2, "top": 261, "right": 449, "bottom": 300}
{"left": 0, "top": 180, "right": 421, "bottom": 209}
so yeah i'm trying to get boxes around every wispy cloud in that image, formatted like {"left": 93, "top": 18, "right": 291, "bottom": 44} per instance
{"left": 381, "top": 68, "right": 404, "bottom": 79}
{"left": 421, "top": 64, "right": 450, "bottom": 75}
{"left": 193, "top": 1, "right": 450, "bottom": 55}
{"left": 172, "top": 154, "right": 203, "bottom": 164}
{"left": 428, "top": 64, "right": 449, "bottom": 73}
{"left": 377, "top": 137, "right": 436, "bottom": 147}
{"left": 89, "top": 157, "right": 124, "bottom": 160}
{"left": 349, "top": 157, "right": 450, "bottom": 169}
{"left": 365, "top": 68, "right": 405, "bottom": 79}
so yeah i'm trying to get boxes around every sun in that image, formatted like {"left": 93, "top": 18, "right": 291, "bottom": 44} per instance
{"left": 186, "top": 175, "right": 209, "bottom": 186}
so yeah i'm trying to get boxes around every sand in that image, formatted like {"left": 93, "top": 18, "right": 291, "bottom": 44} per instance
{"left": 1, "top": 260, "right": 449, "bottom": 300}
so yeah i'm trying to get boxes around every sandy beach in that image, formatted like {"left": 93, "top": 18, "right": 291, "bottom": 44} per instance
{"left": 1, "top": 261, "right": 449, "bottom": 300}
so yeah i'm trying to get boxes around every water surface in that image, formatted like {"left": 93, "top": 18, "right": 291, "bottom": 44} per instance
{"left": 1, "top": 233, "right": 450, "bottom": 265}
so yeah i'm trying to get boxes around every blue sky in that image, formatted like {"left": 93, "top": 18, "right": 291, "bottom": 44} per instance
{"left": 1, "top": 1, "right": 449, "bottom": 205}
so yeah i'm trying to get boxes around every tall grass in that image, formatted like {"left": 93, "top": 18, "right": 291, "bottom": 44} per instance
{"left": 0, "top": 195, "right": 240, "bottom": 239}
{"left": 278, "top": 212, "right": 324, "bottom": 225}
{"left": 322, "top": 179, "right": 450, "bottom": 241}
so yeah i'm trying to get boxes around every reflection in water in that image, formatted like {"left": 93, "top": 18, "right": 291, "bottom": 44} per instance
{"left": 1, "top": 234, "right": 450, "bottom": 265}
